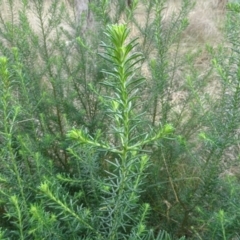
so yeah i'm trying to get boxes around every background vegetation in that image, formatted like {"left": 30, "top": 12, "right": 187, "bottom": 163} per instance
{"left": 0, "top": 0, "right": 240, "bottom": 239}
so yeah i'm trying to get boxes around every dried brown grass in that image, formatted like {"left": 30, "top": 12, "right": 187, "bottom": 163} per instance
{"left": 169, "top": 1, "right": 227, "bottom": 78}
{"left": 0, "top": 0, "right": 76, "bottom": 37}
{"left": 0, "top": 0, "right": 228, "bottom": 44}
{"left": 163, "top": 0, "right": 227, "bottom": 43}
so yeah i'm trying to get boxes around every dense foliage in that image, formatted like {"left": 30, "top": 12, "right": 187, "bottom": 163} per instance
{"left": 0, "top": 0, "right": 240, "bottom": 239}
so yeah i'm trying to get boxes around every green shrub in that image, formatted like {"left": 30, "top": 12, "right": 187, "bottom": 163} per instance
{"left": 1, "top": 0, "right": 240, "bottom": 239}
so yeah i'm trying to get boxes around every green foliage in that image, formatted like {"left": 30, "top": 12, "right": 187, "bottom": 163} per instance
{"left": 0, "top": 0, "right": 240, "bottom": 239}
{"left": 67, "top": 23, "right": 174, "bottom": 239}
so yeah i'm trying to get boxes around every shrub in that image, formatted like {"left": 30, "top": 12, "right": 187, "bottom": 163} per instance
{"left": 1, "top": 0, "right": 240, "bottom": 239}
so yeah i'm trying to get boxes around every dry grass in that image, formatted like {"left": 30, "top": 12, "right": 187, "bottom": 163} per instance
{"left": 119, "top": 0, "right": 228, "bottom": 75}
{"left": 0, "top": 0, "right": 228, "bottom": 44}
{"left": 171, "top": 1, "right": 226, "bottom": 85}
{"left": 0, "top": 0, "right": 76, "bottom": 37}
{"left": 123, "top": 0, "right": 228, "bottom": 106}
{"left": 163, "top": 0, "right": 227, "bottom": 43}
